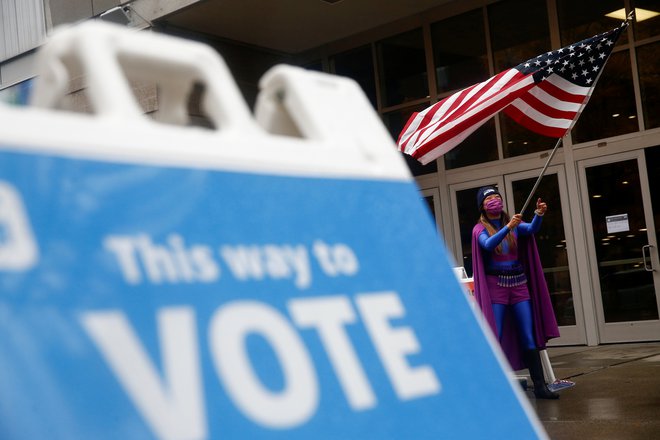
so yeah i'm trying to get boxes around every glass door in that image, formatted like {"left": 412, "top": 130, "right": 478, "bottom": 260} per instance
{"left": 421, "top": 187, "right": 441, "bottom": 234}
{"left": 505, "top": 166, "right": 584, "bottom": 345}
{"left": 579, "top": 151, "right": 660, "bottom": 342}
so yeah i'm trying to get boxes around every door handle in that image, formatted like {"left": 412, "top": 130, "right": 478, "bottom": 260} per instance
{"left": 642, "top": 245, "right": 654, "bottom": 272}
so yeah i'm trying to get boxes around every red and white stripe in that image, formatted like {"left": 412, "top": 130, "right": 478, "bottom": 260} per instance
{"left": 397, "top": 70, "right": 590, "bottom": 165}
{"left": 503, "top": 74, "right": 590, "bottom": 138}
{"left": 397, "top": 68, "right": 535, "bottom": 165}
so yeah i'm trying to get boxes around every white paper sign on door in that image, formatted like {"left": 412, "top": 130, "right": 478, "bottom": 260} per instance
{"left": 606, "top": 214, "right": 630, "bottom": 234}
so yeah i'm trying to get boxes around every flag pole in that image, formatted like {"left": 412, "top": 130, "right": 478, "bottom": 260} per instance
{"left": 519, "top": 136, "right": 563, "bottom": 216}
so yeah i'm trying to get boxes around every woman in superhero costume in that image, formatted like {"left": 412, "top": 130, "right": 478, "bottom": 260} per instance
{"left": 471, "top": 186, "right": 560, "bottom": 399}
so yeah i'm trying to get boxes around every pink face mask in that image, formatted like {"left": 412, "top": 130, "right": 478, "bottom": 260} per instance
{"left": 484, "top": 198, "right": 503, "bottom": 216}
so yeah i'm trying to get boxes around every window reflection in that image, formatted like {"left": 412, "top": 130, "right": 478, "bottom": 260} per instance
{"left": 444, "top": 119, "right": 498, "bottom": 169}
{"left": 431, "top": 9, "right": 489, "bottom": 93}
{"left": 488, "top": 0, "right": 551, "bottom": 157}
{"left": 557, "top": 0, "right": 628, "bottom": 46}
{"left": 645, "top": 146, "right": 660, "bottom": 253}
{"left": 571, "top": 51, "right": 638, "bottom": 144}
{"left": 331, "top": 46, "right": 377, "bottom": 109}
{"left": 636, "top": 42, "right": 660, "bottom": 130}
{"left": 424, "top": 196, "right": 437, "bottom": 224}
{"left": 303, "top": 60, "right": 324, "bottom": 72}
{"left": 631, "top": 0, "right": 660, "bottom": 41}
{"left": 501, "top": 116, "right": 557, "bottom": 158}
{"left": 585, "top": 160, "right": 658, "bottom": 322}
{"left": 488, "top": 0, "right": 551, "bottom": 72}
{"left": 0, "top": 78, "right": 33, "bottom": 106}
{"left": 376, "top": 29, "right": 429, "bottom": 107}
{"left": 382, "top": 104, "right": 438, "bottom": 176}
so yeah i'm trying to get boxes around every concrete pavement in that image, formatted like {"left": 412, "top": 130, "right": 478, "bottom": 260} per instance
{"left": 523, "top": 342, "right": 660, "bottom": 439}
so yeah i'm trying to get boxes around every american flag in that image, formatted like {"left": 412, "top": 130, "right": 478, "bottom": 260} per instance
{"left": 398, "top": 21, "right": 629, "bottom": 165}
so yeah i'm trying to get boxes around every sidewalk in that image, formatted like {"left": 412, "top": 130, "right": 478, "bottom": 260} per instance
{"left": 525, "top": 342, "right": 660, "bottom": 440}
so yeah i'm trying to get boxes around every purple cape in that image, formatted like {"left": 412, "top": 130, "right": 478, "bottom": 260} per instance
{"left": 471, "top": 223, "right": 560, "bottom": 370}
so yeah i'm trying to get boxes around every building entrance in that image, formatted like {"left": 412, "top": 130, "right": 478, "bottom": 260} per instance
{"left": 579, "top": 149, "right": 660, "bottom": 342}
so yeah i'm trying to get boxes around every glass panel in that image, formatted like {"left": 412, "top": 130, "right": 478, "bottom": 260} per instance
{"left": 488, "top": 0, "right": 551, "bottom": 157}
{"left": 636, "top": 42, "right": 660, "bottom": 130}
{"left": 456, "top": 185, "right": 498, "bottom": 278}
{"left": 631, "top": 0, "right": 660, "bottom": 41}
{"left": 376, "top": 29, "right": 428, "bottom": 107}
{"left": 331, "top": 46, "right": 377, "bottom": 108}
{"left": 303, "top": 60, "right": 324, "bottom": 72}
{"left": 382, "top": 104, "right": 438, "bottom": 176}
{"left": 424, "top": 196, "right": 437, "bottom": 224}
{"left": 431, "top": 9, "right": 489, "bottom": 93}
{"left": 557, "top": 0, "right": 628, "bottom": 46}
{"left": 444, "top": 119, "right": 498, "bottom": 169}
{"left": 571, "top": 50, "right": 638, "bottom": 144}
{"left": 501, "top": 115, "right": 558, "bottom": 158}
{"left": 512, "top": 174, "right": 576, "bottom": 326}
{"left": 585, "top": 160, "right": 658, "bottom": 322}
{"left": 0, "top": 78, "right": 34, "bottom": 106}
{"left": 489, "top": 0, "right": 551, "bottom": 72}
{"left": 646, "top": 145, "right": 660, "bottom": 260}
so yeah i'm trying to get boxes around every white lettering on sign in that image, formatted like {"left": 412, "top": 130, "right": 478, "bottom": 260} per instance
{"left": 209, "top": 301, "right": 319, "bottom": 428}
{"left": 289, "top": 296, "right": 376, "bottom": 410}
{"left": 104, "top": 234, "right": 220, "bottom": 284}
{"left": 356, "top": 293, "right": 441, "bottom": 400}
{"left": 80, "top": 292, "right": 441, "bottom": 439}
{"left": 80, "top": 307, "right": 207, "bottom": 440}
{"left": 219, "top": 244, "right": 311, "bottom": 289}
{"left": 103, "top": 234, "right": 361, "bottom": 290}
{"left": 312, "top": 240, "right": 359, "bottom": 276}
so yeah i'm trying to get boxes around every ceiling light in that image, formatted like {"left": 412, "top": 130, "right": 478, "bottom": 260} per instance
{"left": 628, "top": 115, "right": 636, "bottom": 119}
{"left": 605, "top": 8, "right": 660, "bottom": 22}
{"left": 593, "top": 194, "right": 602, "bottom": 198}
{"left": 622, "top": 181, "right": 628, "bottom": 184}
{"left": 612, "top": 113, "right": 620, "bottom": 117}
